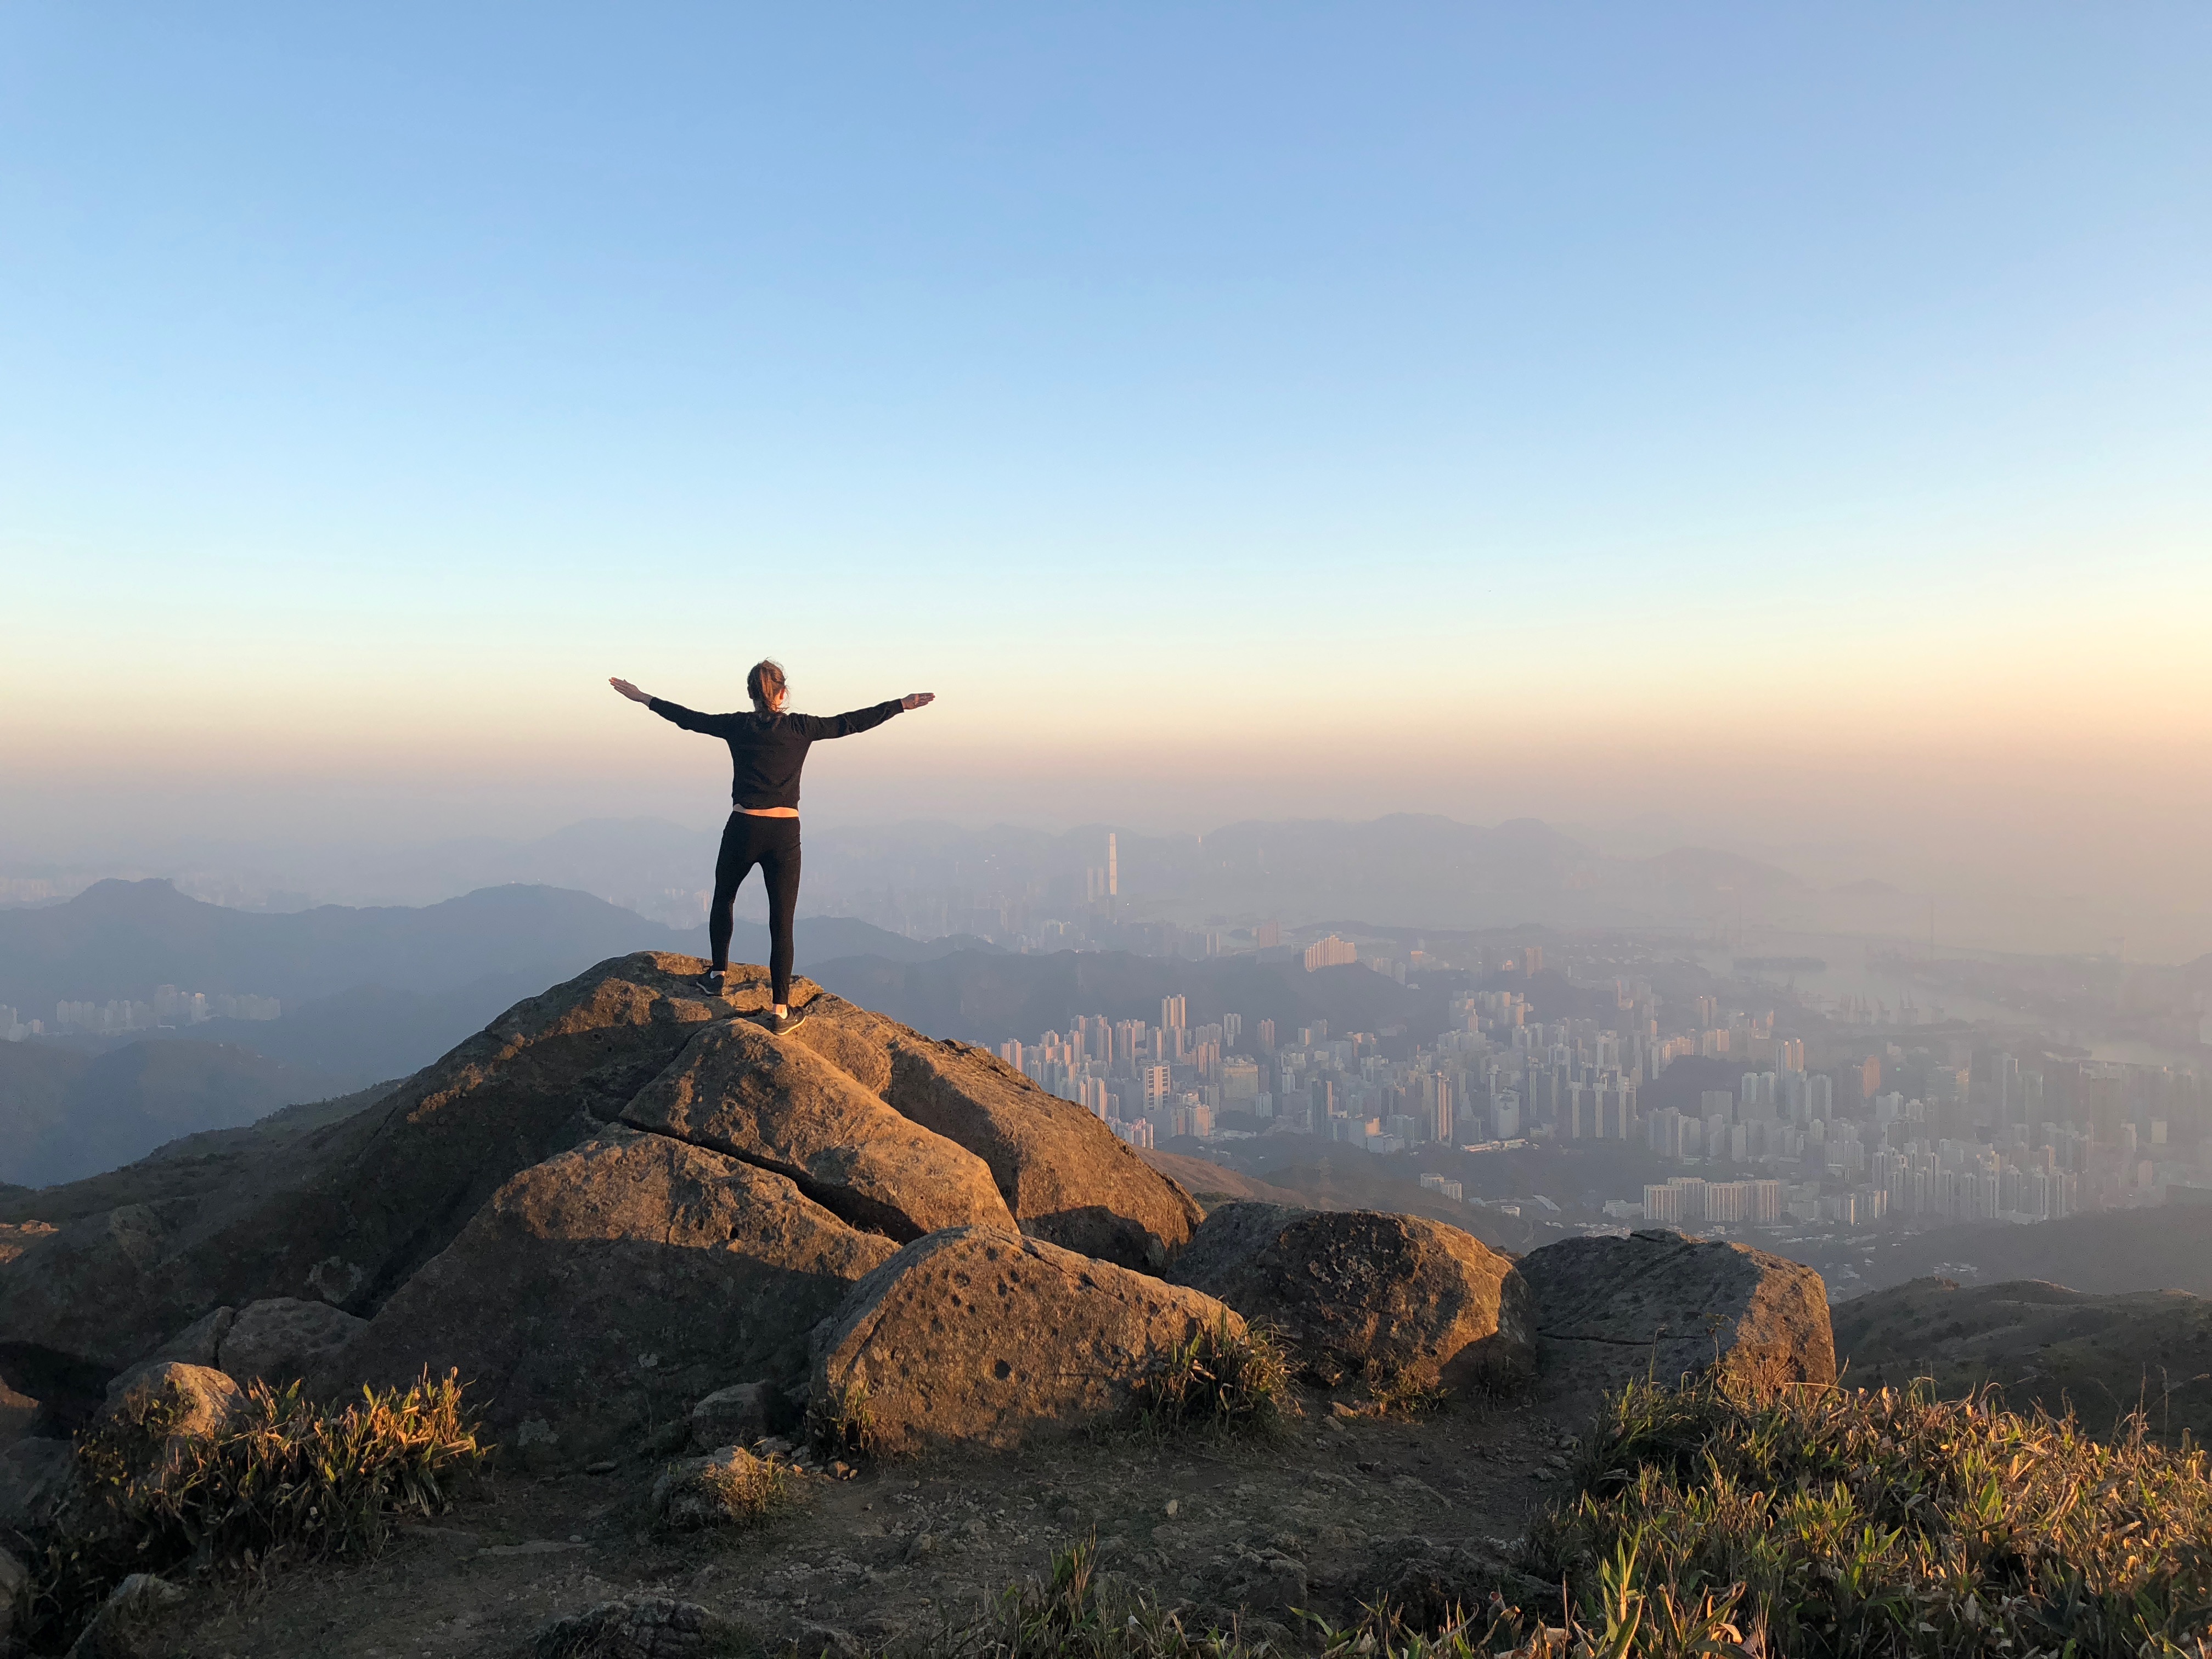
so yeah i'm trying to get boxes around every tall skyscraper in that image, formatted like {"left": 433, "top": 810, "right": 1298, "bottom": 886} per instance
{"left": 1108, "top": 832, "right": 1118, "bottom": 898}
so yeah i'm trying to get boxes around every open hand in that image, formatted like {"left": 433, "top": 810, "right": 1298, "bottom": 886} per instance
{"left": 901, "top": 692, "right": 936, "bottom": 711}
{"left": 609, "top": 677, "right": 650, "bottom": 704}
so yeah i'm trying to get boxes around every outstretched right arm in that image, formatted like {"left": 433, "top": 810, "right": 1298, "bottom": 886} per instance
{"left": 610, "top": 677, "right": 725, "bottom": 734}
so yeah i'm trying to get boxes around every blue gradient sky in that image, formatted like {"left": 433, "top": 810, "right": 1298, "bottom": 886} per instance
{"left": 4, "top": 5, "right": 2209, "bottom": 949}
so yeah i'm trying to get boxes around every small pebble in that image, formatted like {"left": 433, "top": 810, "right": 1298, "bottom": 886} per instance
{"left": 1164, "top": 1499, "right": 1178, "bottom": 1517}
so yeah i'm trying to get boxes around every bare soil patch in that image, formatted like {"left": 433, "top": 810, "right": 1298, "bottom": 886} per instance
{"left": 132, "top": 1385, "right": 1590, "bottom": 1658}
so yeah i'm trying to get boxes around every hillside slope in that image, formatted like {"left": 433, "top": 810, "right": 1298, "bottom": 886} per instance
{"left": 0, "top": 1039, "right": 348, "bottom": 1188}
{"left": 1835, "top": 1276, "right": 2212, "bottom": 1441}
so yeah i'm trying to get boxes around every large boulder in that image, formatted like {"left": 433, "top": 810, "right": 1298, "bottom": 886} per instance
{"left": 103, "top": 1306, "right": 233, "bottom": 1404}
{"left": 87, "top": 1362, "right": 245, "bottom": 1499}
{"left": 218, "top": 1297, "right": 367, "bottom": 1389}
{"left": 1168, "top": 1204, "right": 1536, "bottom": 1393}
{"left": 811, "top": 1226, "right": 1243, "bottom": 1455}
{"left": 1516, "top": 1228, "right": 1836, "bottom": 1393}
{"left": 0, "top": 953, "right": 748, "bottom": 1388}
{"left": 885, "top": 1042, "right": 1202, "bottom": 1271}
{"left": 621, "top": 1020, "right": 1010, "bottom": 1241}
{"left": 321, "top": 1126, "right": 898, "bottom": 1461}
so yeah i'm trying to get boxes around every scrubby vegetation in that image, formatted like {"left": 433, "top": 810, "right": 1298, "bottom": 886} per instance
{"left": 20, "top": 1370, "right": 486, "bottom": 1652}
{"left": 810, "top": 1376, "right": 879, "bottom": 1459}
{"left": 1128, "top": 1317, "right": 1291, "bottom": 1437}
{"left": 658, "top": 1445, "right": 793, "bottom": 1531}
{"left": 947, "top": 1380, "right": 2212, "bottom": 1659}
{"left": 1522, "top": 1376, "right": 2212, "bottom": 1657}
{"left": 1357, "top": 1368, "right": 1449, "bottom": 1421}
{"left": 946, "top": 1542, "right": 1541, "bottom": 1659}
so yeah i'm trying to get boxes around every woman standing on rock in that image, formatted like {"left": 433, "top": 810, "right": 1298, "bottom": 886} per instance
{"left": 608, "top": 662, "right": 933, "bottom": 1035}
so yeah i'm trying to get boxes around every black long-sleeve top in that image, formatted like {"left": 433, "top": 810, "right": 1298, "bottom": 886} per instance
{"left": 648, "top": 697, "right": 904, "bottom": 810}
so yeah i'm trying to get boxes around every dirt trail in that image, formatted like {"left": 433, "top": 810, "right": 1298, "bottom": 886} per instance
{"left": 140, "top": 1387, "right": 1594, "bottom": 1658}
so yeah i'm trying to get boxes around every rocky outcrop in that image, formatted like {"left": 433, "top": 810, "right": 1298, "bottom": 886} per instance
{"left": 621, "top": 1020, "right": 1010, "bottom": 1240}
{"left": 811, "top": 1226, "right": 1241, "bottom": 1455}
{"left": 321, "top": 1126, "right": 897, "bottom": 1461}
{"left": 0, "top": 953, "right": 750, "bottom": 1395}
{"left": 1169, "top": 1204, "right": 1536, "bottom": 1393}
{"left": 885, "top": 1043, "right": 1202, "bottom": 1271}
{"left": 784, "top": 992, "right": 906, "bottom": 1098}
{"left": 219, "top": 1298, "right": 367, "bottom": 1388}
{"left": 255, "top": 951, "right": 757, "bottom": 1312}
{"left": 1515, "top": 1227, "right": 1836, "bottom": 1393}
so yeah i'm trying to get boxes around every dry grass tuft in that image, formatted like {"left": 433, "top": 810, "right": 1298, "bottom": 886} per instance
{"left": 23, "top": 1370, "right": 486, "bottom": 1652}
{"left": 1523, "top": 1375, "right": 2212, "bottom": 1657}
{"left": 1128, "top": 1317, "right": 1292, "bottom": 1438}
{"left": 658, "top": 1445, "right": 793, "bottom": 1531}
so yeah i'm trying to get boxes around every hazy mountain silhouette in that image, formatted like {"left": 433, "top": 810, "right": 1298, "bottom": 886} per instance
{"left": 0, "top": 878, "right": 990, "bottom": 1012}
{"left": 805, "top": 814, "right": 1827, "bottom": 933}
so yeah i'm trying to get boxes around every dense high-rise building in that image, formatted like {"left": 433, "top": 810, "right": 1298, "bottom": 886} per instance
{"left": 1302, "top": 936, "right": 1358, "bottom": 971}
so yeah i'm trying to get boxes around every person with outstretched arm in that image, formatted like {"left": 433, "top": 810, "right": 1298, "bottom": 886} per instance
{"left": 609, "top": 661, "right": 934, "bottom": 1035}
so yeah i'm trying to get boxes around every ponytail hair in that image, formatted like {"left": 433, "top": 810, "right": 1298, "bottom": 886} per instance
{"left": 747, "top": 658, "right": 788, "bottom": 714}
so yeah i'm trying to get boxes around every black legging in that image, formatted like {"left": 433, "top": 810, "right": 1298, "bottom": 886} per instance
{"left": 709, "top": 812, "right": 802, "bottom": 1003}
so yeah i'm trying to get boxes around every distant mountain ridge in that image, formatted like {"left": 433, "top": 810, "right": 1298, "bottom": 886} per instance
{"left": 10, "top": 812, "right": 1882, "bottom": 939}
{"left": 0, "top": 878, "right": 985, "bottom": 1012}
